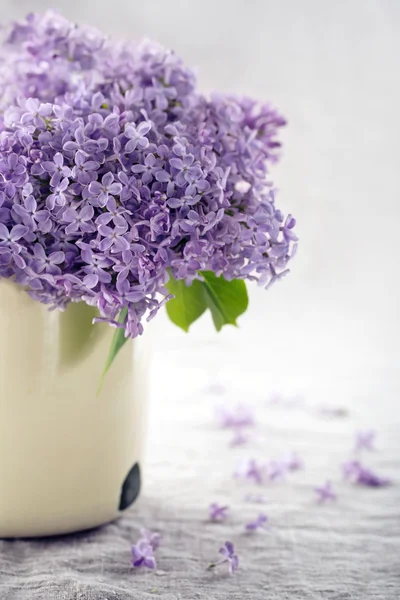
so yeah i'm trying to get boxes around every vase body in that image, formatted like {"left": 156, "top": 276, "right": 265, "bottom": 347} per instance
{"left": 0, "top": 281, "right": 148, "bottom": 538}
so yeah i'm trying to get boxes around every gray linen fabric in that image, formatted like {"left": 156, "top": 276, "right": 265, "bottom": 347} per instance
{"left": 1, "top": 333, "right": 399, "bottom": 600}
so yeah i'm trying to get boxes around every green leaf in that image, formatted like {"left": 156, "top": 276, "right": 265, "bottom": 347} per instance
{"left": 97, "top": 307, "right": 129, "bottom": 394}
{"left": 200, "top": 271, "right": 249, "bottom": 331}
{"left": 165, "top": 271, "right": 249, "bottom": 333}
{"left": 165, "top": 275, "right": 207, "bottom": 332}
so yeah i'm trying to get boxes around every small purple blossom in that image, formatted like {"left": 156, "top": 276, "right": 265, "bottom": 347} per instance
{"left": 209, "top": 503, "right": 229, "bottom": 522}
{"left": 125, "top": 121, "right": 152, "bottom": 153}
{"left": 131, "top": 541, "right": 156, "bottom": 569}
{"left": 235, "top": 459, "right": 266, "bottom": 485}
{"left": 245, "top": 513, "right": 269, "bottom": 532}
{"left": 342, "top": 460, "right": 391, "bottom": 488}
{"left": 88, "top": 172, "right": 122, "bottom": 207}
{"left": 42, "top": 152, "right": 71, "bottom": 177}
{"left": 354, "top": 430, "right": 376, "bottom": 452}
{"left": 208, "top": 541, "right": 239, "bottom": 575}
{"left": 314, "top": 481, "right": 336, "bottom": 503}
{"left": 31, "top": 243, "right": 64, "bottom": 275}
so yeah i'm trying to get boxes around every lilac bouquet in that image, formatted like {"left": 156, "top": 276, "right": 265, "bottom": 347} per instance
{"left": 0, "top": 12, "right": 297, "bottom": 374}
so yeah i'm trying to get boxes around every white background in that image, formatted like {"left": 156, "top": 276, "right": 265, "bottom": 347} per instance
{"left": 1, "top": 1, "right": 399, "bottom": 391}
{"left": 0, "top": 1, "right": 398, "bottom": 415}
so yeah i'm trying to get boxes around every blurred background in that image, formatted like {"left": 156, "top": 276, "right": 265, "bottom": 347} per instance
{"left": 1, "top": 0, "right": 399, "bottom": 402}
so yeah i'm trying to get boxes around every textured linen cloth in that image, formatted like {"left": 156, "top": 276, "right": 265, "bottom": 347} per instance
{"left": 0, "top": 319, "right": 399, "bottom": 600}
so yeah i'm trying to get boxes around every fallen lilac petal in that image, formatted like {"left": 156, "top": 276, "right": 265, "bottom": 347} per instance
{"left": 131, "top": 541, "right": 156, "bottom": 569}
{"left": 342, "top": 460, "right": 391, "bottom": 488}
{"left": 356, "top": 467, "right": 391, "bottom": 487}
{"left": 208, "top": 541, "right": 239, "bottom": 575}
{"left": 314, "top": 481, "right": 336, "bottom": 503}
{"left": 235, "top": 459, "right": 266, "bottom": 484}
{"left": 245, "top": 513, "right": 269, "bottom": 532}
{"left": 209, "top": 503, "right": 229, "bottom": 522}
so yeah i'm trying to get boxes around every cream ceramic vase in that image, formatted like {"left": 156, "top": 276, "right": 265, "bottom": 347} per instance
{"left": 0, "top": 281, "right": 148, "bottom": 538}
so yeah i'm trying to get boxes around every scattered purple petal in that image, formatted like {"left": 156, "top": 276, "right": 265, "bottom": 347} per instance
{"left": 208, "top": 541, "right": 239, "bottom": 575}
{"left": 209, "top": 503, "right": 229, "bottom": 522}
{"left": 245, "top": 513, "right": 269, "bottom": 532}
{"left": 314, "top": 481, "right": 336, "bottom": 503}
{"left": 342, "top": 460, "right": 391, "bottom": 488}
{"left": 131, "top": 541, "right": 157, "bottom": 569}
{"left": 354, "top": 430, "right": 376, "bottom": 452}
{"left": 235, "top": 459, "right": 266, "bottom": 485}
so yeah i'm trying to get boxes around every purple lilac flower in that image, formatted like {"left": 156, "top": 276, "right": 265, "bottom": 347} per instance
{"left": 208, "top": 541, "right": 239, "bottom": 575}
{"left": 235, "top": 459, "right": 266, "bottom": 485}
{"left": 342, "top": 460, "right": 391, "bottom": 488}
{"left": 131, "top": 541, "right": 156, "bottom": 569}
{"left": 354, "top": 430, "right": 376, "bottom": 452}
{"left": 139, "top": 528, "right": 161, "bottom": 551}
{"left": 0, "top": 12, "right": 296, "bottom": 338}
{"left": 314, "top": 481, "right": 336, "bottom": 503}
{"left": 216, "top": 404, "right": 255, "bottom": 429}
{"left": 245, "top": 513, "right": 269, "bottom": 532}
{"left": 209, "top": 503, "right": 229, "bottom": 522}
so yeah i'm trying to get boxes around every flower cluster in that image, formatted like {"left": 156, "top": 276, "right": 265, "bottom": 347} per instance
{"left": 0, "top": 11, "right": 296, "bottom": 337}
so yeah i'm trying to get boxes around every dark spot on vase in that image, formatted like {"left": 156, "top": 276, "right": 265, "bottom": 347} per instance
{"left": 119, "top": 462, "right": 141, "bottom": 511}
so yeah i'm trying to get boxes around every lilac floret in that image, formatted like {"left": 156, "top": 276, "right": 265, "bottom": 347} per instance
{"left": 131, "top": 541, "right": 156, "bottom": 569}
{"left": 208, "top": 541, "right": 239, "bottom": 575}
{"left": 342, "top": 460, "right": 391, "bottom": 488}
